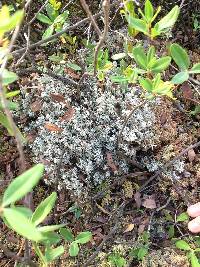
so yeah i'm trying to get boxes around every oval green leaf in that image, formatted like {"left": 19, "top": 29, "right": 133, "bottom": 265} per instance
{"left": 189, "top": 252, "right": 200, "bottom": 267}
{"left": 175, "top": 240, "right": 191, "bottom": 251}
{"left": 151, "top": 56, "right": 171, "bottom": 73}
{"left": 171, "top": 71, "right": 189, "bottom": 84}
{"left": 127, "top": 17, "right": 149, "bottom": 35}
{"left": 170, "top": 44, "right": 190, "bottom": 71}
{"left": 45, "top": 245, "right": 64, "bottom": 262}
{"left": 36, "top": 13, "right": 52, "bottom": 24}
{"left": 60, "top": 228, "right": 74, "bottom": 242}
{"left": 2, "top": 164, "right": 44, "bottom": 207}
{"left": 176, "top": 212, "right": 189, "bottom": 222}
{"left": 190, "top": 63, "right": 200, "bottom": 74}
{"left": 75, "top": 231, "right": 92, "bottom": 244}
{"left": 2, "top": 69, "right": 18, "bottom": 86}
{"left": 154, "top": 6, "right": 179, "bottom": 33}
{"left": 69, "top": 242, "right": 79, "bottom": 257}
{"left": 145, "top": 0, "right": 154, "bottom": 22}
{"left": 31, "top": 192, "right": 57, "bottom": 225}
{"left": 132, "top": 45, "right": 148, "bottom": 70}
{"left": 38, "top": 224, "right": 66, "bottom": 233}
{"left": 3, "top": 208, "right": 44, "bottom": 241}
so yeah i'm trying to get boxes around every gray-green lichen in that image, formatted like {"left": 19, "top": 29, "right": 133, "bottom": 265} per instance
{"left": 20, "top": 74, "right": 185, "bottom": 195}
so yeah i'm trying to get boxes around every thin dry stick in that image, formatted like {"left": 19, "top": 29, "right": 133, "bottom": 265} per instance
{"left": 139, "top": 140, "right": 200, "bottom": 192}
{"left": 80, "top": 0, "right": 101, "bottom": 36}
{"left": 0, "top": 26, "right": 26, "bottom": 173}
{"left": 82, "top": 202, "right": 126, "bottom": 267}
{"left": 94, "top": 0, "right": 110, "bottom": 75}
{"left": 12, "top": 1, "right": 121, "bottom": 56}
{"left": 15, "top": 26, "right": 31, "bottom": 66}
{"left": 118, "top": 100, "right": 147, "bottom": 146}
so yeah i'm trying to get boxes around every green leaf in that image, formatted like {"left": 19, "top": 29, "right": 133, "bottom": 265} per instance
{"left": 75, "top": 231, "right": 92, "bottom": 244}
{"left": 31, "top": 192, "right": 57, "bottom": 226}
{"left": 111, "top": 53, "right": 126, "bottom": 60}
{"left": 154, "top": 6, "right": 179, "bottom": 34}
{"left": 170, "top": 44, "right": 190, "bottom": 71}
{"left": 69, "top": 242, "right": 79, "bottom": 257}
{"left": 167, "top": 225, "right": 175, "bottom": 239}
{"left": 190, "top": 63, "right": 200, "bottom": 74}
{"left": 151, "top": 56, "right": 171, "bottom": 73}
{"left": 2, "top": 164, "right": 44, "bottom": 207}
{"left": 137, "top": 247, "right": 148, "bottom": 260}
{"left": 36, "top": 13, "right": 52, "bottom": 24}
{"left": 189, "top": 252, "right": 200, "bottom": 267}
{"left": 46, "top": 3, "right": 58, "bottom": 21}
{"left": 127, "top": 17, "right": 149, "bottom": 35}
{"left": 45, "top": 246, "right": 64, "bottom": 262}
{"left": 147, "top": 46, "right": 155, "bottom": 64}
{"left": 0, "top": 112, "right": 14, "bottom": 136}
{"left": 110, "top": 75, "right": 128, "bottom": 83}
{"left": 191, "top": 105, "right": 200, "bottom": 116}
{"left": 14, "top": 206, "right": 33, "bottom": 218}
{"left": 176, "top": 212, "right": 189, "bottom": 222}
{"left": 6, "top": 90, "right": 20, "bottom": 98}
{"left": 175, "top": 240, "right": 192, "bottom": 251}
{"left": 38, "top": 224, "right": 65, "bottom": 233}
{"left": 41, "top": 232, "right": 61, "bottom": 245}
{"left": 2, "top": 69, "right": 18, "bottom": 85}
{"left": 54, "top": 11, "right": 69, "bottom": 24}
{"left": 60, "top": 228, "right": 74, "bottom": 242}
{"left": 3, "top": 208, "right": 44, "bottom": 241}
{"left": 171, "top": 71, "right": 189, "bottom": 84}
{"left": 42, "top": 24, "right": 54, "bottom": 40}
{"left": 145, "top": 0, "right": 154, "bottom": 22}
{"left": 139, "top": 78, "right": 152, "bottom": 92}
{"left": 132, "top": 45, "right": 148, "bottom": 69}
{"left": 0, "top": 9, "right": 24, "bottom": 33}
{"left": 0, "top": 101, "right": 19, "bottom": 111}
{"left": 66, "top": 62, "right": 82, "bottom": 71}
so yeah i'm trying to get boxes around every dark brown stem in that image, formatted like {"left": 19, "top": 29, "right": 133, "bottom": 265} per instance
{"left": 79, "top": 0, "right": 101, "bottom": 36}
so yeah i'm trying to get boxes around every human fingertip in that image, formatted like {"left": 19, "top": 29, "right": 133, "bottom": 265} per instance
{"left": 188, "top": 218, "right": 200, "bottom": 233}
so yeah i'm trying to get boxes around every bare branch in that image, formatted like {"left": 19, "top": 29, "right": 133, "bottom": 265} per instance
{"left": 80, "top": 0, "right": 101, "bottom": 36}
{"left": 12, "top": 1, "right": 120, "bottom": 56}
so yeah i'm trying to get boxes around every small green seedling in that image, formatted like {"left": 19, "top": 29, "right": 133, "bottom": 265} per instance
{"left": 131, "top": 45, "right": 171, "bottom": 74}
{"left": 170, "top": 43, "right": 200, "bottom": 84}
{"left": 175, "top": 239, "right": 200, "bottom": 267}
{"left": 123, "top": 0, "right": 180, "bottom": 39}
{"left": 0, "top": 164, "right": 66, "bottom": 266}
{"left": 60, "top": 228, "right": 92, "bottom": 257}
{"left": 129, "top": 231, "right": 150, "bottom": 262}
{"left": 164, "top": 211, "right": 189, "bottom": 239}
{"left": 108, "top": 252, "right": 127, "bottom": 267}
{"left": 139, "top": 73, "right": 174, "bottom": 99}
{"left": 36, "top": 2, "right": 69, "bottom": 40}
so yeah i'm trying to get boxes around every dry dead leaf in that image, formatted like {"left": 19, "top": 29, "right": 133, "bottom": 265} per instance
{"left": 134, "top": 192, "right": 142, "bottom": 208}
{"left": 44, "top": 123, "right": 63, "bottom": 133}
{"left": 142, "top": 196, "right": 156, "bottom": 209}
{"left": 188, "top": 149, "right": 196, "bottom": 162}
{"left": 59, "top": 107, "right": 75, "bottom": 122}
{"left": 64, "top": 68, "right": 80, "bottom": 80}
{"left": 138, "top": 217, "right": 149, "bottom": 234}
{"left": 181, "top": 82, "right": 193, "bottom": 99}
{"left": 124, "top": 223, "right": 135, "bottom": 233}
{"left": 30, "top": 100, "right": 43, "bottom": 112}
{"left": 106, "top": 152, "right": 118, "bottom": 173}
{"left": 50, "top": 93, "right": 66, "bottom": 103}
